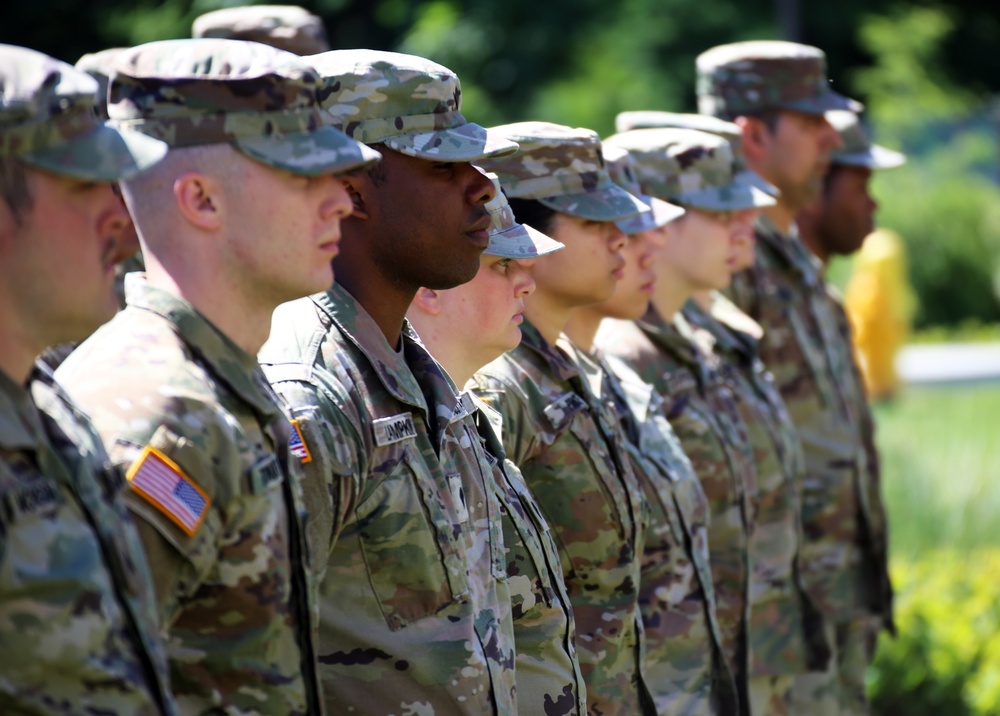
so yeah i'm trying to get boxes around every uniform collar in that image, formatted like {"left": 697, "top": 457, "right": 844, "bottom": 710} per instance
{"left": 756, "top": 215, "right": 824, "bottom": 287}
{"left": 124, "top": 274, "right": 280, "bottom": 421}
{"left": 312, "top": 284, "right": 465, "bottom": 431}
{"left": 517, "top": 319, "right": 581, "bottom": 384}
{"left": 637, "top": 307, "right": 702, "bottom": 369}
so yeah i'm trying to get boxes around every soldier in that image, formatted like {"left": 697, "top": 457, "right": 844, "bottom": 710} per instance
{"left": 257, "top": 50, "right": 521, "bottom": 714}
{"left": 0, "top": 44, "right": 174, "bottom": 714}
{"left": 193, "top": 4, "right": 330, "bottom": 55}
{"left": 598, "top": 128, "right": 810, "bottom": 716}
{"left": 697, "top": 41, "right": 894, "bottom": 715}
{"left": 469, "top": 121, "right": 657, "bottom": 716}
{"left": 797, "top": 110, "right": 906, "bottom": 265}
{"left": 562, "top": 146, "right": 741, "bottom": 716}
{"left": 406, "top": 176, "right": 589, "bottom": 715}
{"left": 56, "top": 38, "right": 378, "bottom": 714}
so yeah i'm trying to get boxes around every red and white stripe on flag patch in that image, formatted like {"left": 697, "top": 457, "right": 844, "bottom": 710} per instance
{"left": 289, "top": 419, "right": 312, "bottom": 464}
{"left": 126, "top": 445, "right": 211, "bottom": 537}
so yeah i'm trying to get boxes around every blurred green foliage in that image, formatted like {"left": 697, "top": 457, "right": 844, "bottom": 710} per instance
{"left": 5, "top": 0, "right": 1000, "bottom": 326}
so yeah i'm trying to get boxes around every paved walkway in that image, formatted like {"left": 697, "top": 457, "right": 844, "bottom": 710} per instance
{"left": 897, "top": 342, "right": 1000, "bottom": 384}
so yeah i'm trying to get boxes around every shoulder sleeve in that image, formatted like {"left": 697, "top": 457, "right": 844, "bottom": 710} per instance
{"left": 469, "top": 372, "right": 537, "bottom": 467}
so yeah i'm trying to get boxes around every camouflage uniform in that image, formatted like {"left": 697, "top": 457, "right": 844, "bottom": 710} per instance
{"left": 473, "top": 122, "right": 653, "bottom": 715}
{"left": 56, "top": 39, "right": 377, "bottom": 715}
{"left": 260, "top": 286, "right": 517, "bottom": 715}
{"left": 598, "top": 313, "right": 755, "bottom": 690}
{"left": 474, "top": 394, "right": 588, "bottom": 716}
{"left": 0, "top": 44, "right": 173, "bottom": 715}
{"left": 193, "top": 4, "right": 330, "bottom": 55}
{"left": 596, "top": 349, "right": 739, "bottom": 716}
{"left": 601, "top": 129, "right": 815, "bottom": 714}
{"left": 697, "top": 42, "right": 892, "bottom": 716}
{"left": 471, "top": 324, "right": 652, "bottom": 716}
{"left": 258, "top": 50, "right": 520, "bottom": 715}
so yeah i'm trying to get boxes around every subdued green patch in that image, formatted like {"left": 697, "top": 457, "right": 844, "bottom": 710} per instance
{"left": 874, "top": 384, "right": 1000, "bottom": 559}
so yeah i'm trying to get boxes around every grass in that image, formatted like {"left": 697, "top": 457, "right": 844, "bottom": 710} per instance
{"left": 875, "top": 383, "right": 1000, "bottom": 560}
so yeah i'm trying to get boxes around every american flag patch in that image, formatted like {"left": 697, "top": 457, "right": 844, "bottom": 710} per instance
{"left": 126, "top": 446, "right": 210, "bottom": 537}
{"left": 289, "top": 419, "right": 312, "bottom": 464}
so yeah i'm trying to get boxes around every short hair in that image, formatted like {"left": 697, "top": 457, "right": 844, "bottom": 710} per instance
{"left": 0, "top": 157, "right": 33, "bottom": 226}
{"left": 507, "top": 196, "right": 557, "bottom": 235}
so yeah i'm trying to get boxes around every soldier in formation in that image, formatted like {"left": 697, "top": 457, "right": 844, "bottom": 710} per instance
{"left": 2, "top": 8, "right": 891, "bottom": 714}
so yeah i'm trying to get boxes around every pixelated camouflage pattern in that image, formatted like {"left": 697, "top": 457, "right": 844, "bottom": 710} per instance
{"left": 726, "top": 217, "right": 892, "bottom": 633}
{"left": 480, "top": 121, "right": 648, "bottom": 222}
{"left": 610, "top": 111, "right": 779, "bottom": 196}
{"left": 604, "top": 128, "right": 773, "bottom": 212}
{"left": 791, "top": 616, "right": 877, "bottom": 716}
{"left": 471, "top": 321, "right": 653, "bottom": 715}
{"left": 57, "top": 275, "right": 321, "bottom": 715}
{"left": 484, "top": 172, "right": 566, "bottom": 259}
{"left": 595, "top": 312, "right": 755, "bottom": 689}
{"left": 603, "top": 145, "right": 685, "bottom": 234}
{"left": 470, "top": 393, "right": 588, "bottom": 715}
{"left": 258, "top": 282, "right": 518, "bottom": 715}
{"left": 595, "top": 348, "right": 740, "bottom": 716}
{"left": 309, "top": 49, "right": 517, "bottom": 161}
{"left": 0, "top": 366, "right": 175, "bottom": 715}
{"left": 683, "top": 295, "right": 827, "bottom": 682}
{"left": 0, "top": 44, "right": 166, "bottom": 181}
{"left": 827, "top": 111, "right": 906, "bottom": 170}
{"left": 75, "top": 47, "right": 127, "bottom": 119}
{"left": 192, "top": 5, "right": 330, "bottom": 56}
{"left": 696, "top": 41, "right": 863, "bottom": 120}
{"left": 749, "top": 674, "right": 795, "bottom": 716}
{"left": 109, "top": 39, "right": 379, "bottom": 175}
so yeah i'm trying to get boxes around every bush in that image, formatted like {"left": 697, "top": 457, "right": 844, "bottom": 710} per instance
{"left": 869, "top": 550, "right": 1000, "bottom": 716}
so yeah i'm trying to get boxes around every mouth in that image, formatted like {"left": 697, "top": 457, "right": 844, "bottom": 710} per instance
{"left": 465, "top": 214, "right": 492, "bottom": 248}
{"left": 611, "top": 257, "right": 626, "bottom": 279}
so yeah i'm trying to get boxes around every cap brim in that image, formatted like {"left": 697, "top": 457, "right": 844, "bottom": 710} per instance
{"left": 616, "top": 194, "right": 685, "bottom": 234}
{"left": 20, "top": 124, "right": 167, "bottom": 182}
{"left": 736, "top": 169, "right": 781, "bottom": 197}
{"left": 484, "top": 223, "right": 565, "bottom": 259}
{"left": 383, "top": 122, "right": 519, "bottom": 162}
{"left": 236, "top": 126, "right": 382, "bottom": 176}
{"left": 834, "top": 144, "right": 906, "bottom": 170}
{"left": 782, "top": 89, "right": 864, "bottom": 116}
{"left": 678, "top": 177, "right": 776, "bottom": 211}
{"left": 538, "top": 182, "right": 650, "bottom": 222}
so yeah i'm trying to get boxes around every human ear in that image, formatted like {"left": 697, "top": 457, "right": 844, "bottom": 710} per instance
{"left": 173, "top": 173, "right": 222, "bottom": 230}
{"left": 341, "top": 173, "right": 371, "bottom": 220}
{"left": 736, "top": 116, "right": 769, "bottom": 163}
{"left": 411, "top": 286, "right": 444, "bottom": 316}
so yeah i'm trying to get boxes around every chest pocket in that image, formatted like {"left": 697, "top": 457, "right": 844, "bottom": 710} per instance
{"left": 354, "top": 442, "right": 471, "bottom": 631}
{"left": 566, "top": 419, "right": 631, "bottom": 544}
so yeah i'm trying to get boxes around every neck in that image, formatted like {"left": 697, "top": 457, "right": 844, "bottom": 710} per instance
{"left": 650, "top": 265, "right": 691, "bottom": 321}
{"left": 563, "top": 307, "right": 605, "bottom": 353}
{"left": 796, "top": 223, "right": 830, "bottom": 267}
{"left": 406, "top": 318, "right": 478, "bottom": 387}
{"left": 0, "top": 321, "right": 42, "bottom": 386}
{"left": 144, "top": 260, "right": 272, "bottom": 356}
{"left": 522, "top": 290, "right": 572, "bottom": 345}
{"left": 333, "top": 247, "right": 409, "bottom": 348}
{"left": 762, "top": 202, "right": 795, "bottom": 235}
{"left": 691, "top": 290, "right": 713, "bottom": 311}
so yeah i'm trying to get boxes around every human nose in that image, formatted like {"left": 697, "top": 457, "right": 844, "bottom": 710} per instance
{"left": 102, "top": 185, "right": 138, "bottom": 264}
{"left": 466, "top": 164, "right": 496, "bottom": 205}
{"left": 608, "top": 224, "right": 628, "bottom": 251}
{"left": 324, "top": 176, "right": 354, "bottom": 219}
{"left": 512, "top": 261, "right": 536, "bottom": 297}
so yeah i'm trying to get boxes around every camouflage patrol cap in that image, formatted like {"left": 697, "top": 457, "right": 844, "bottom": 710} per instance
{"left": 605, "top": 128, "right": 775, "bottom": 212}
{"left": 696, "top": 41, "right": 862, "bottom": 120}
{"left": 482, "top": 173, "right": 564, "bottom": 259}
{"left": 615, "top": 110, "right": 779, "bottom": 196}
{"left": 828, "top": 110, "right": 905, "bottom": 170}
{"left": 479, "top": 121, "right": 648, "bottom": 222}
{"left": 603, "top": 144, "right": 685, "bottom": 234}
{"left": 0, "top": 44, "right": 166, "bottom": 181}
{"left": 75, "top": 48, "right": 127, "bottom": 119}
{"left": 192, "top": 5, "right": 330, "bottom": 56}
{"left": 308, "top": 50, "right": 517, "bottom": 162}
{"left": 109, "top": 38, "right": 380, "bottom": 176}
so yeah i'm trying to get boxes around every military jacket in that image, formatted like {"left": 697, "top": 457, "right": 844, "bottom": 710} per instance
{"left": 596, "top": 349, "right": 739, "bottom": 716}
{"left": 471, "top": 321, "right": 653, "bottom": 716}
{"left": 258, "top": 283, "right": 517, "bottom": 716}
{"left": 0, "top": 366, "right": 174, "bottom": 716}
{"left": 472, "top": 394, "right": 588, "bottom": 716}
{"left": 57, "top": 275, "right": 320, "bottom": 716}
{"left": 683, "top": 295, "right": 817, "bottom": 676}
{"left": 597, "top": 312, "right": 754, "bottom": 682}
{"left": 728, "top": 218, "right": 892, "bottom": 626}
